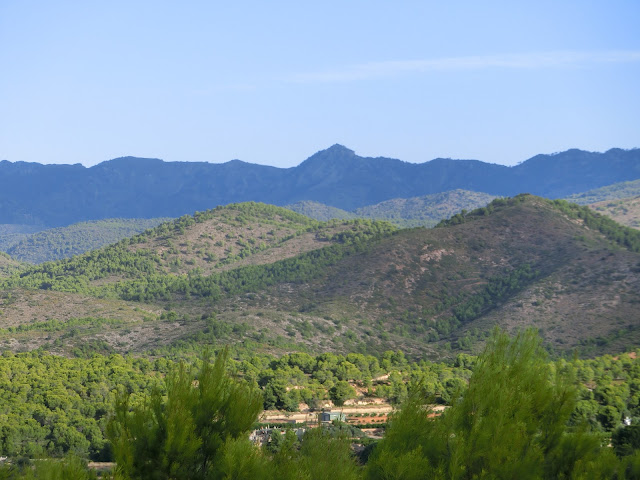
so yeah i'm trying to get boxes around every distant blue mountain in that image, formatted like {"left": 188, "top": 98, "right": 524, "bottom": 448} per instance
{"left": 1, "top": 145, "right": 638, "bottom": 226}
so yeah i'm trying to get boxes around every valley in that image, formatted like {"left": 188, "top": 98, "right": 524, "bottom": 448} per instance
{"left": 1, "top": 151, "right": 640, "bottom": 476}
{"left": 4, "top": 1, "right": 640, "bottom": 474}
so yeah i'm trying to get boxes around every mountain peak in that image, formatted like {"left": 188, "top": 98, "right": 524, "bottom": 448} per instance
{"left": 325, "top": 144, "right": 354, "bottom": 154}
{"left": 300, "top": 144, "right": 358, "bottom": 166}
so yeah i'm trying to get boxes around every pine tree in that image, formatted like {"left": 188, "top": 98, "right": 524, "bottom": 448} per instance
{"left": 366, "top": 329, "right": 620, "bottom": 479}
{"left": 107, "top": 348, "right": 263, "bottom": 480}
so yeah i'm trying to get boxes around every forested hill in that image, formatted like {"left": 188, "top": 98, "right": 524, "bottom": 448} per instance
{"left": 1, "top": 196, "right": 640, "bottom": 359}
{"left": 285, "top": 201, "right": 356, "bottom": 222}
{"left": 1, "top": 145, "right": 639, "bottom": 226}
{"left": 564, "top": 179, "right": 640, "bottom": 205}
{"left": 0, "top": 202, "right": 397, "bottom": 291}
{"left": 3, "top": 218, "right": 171, "bottom": 264}
{"left": 286, "top": 190, "right": 498, "bottom": 227}
{"left": 0, "top": 251, "right": 23, "bottom": 277}
{"left": 352, "top": 190, "right": 497, "bottom": 227}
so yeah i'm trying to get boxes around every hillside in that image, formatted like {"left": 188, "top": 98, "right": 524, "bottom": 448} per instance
{"left": 288, "top": 191, "right": 497, "bottom": 227}
{"left": 564, "top": 179, "right": 640, "bottom": 205}
{"left": 0, "top": 224, "right": 43, "bottom": 252}
{"left": 0, "top": 202, "right": 395, "bottom": 300}
{"left": 1, "top": 146, "right": 639, "bottom": 226}
{"left": 561, "top": 180, "right": 640, "bottom": 229}
{"left": 1, "top": 197, "right": 639, "bottom": 360}
{"left": 588, "top": 196, "right": 640, "bottom": 230}
{"left": 285, "top": 200, "right": 356, "bottom": 221}
{"left": 353, "top": 190, "right": 497, "bottom": 227}
{"left": 3, "top": 217, "right": 171, "bottom": 264}
{"left": 0, "top": 251, "right": 23, "bottom": 277}
{"left": 0, "top": 204, "right": 396, "bottom": 357}
{"left": 219, "top": 195, "right": 640, "bottom": 358}
{"left": 0, "top": 189, "right": 511, "bottom": 269}
{"left": 0, "top": 203, "right": 394, "bottom": 287}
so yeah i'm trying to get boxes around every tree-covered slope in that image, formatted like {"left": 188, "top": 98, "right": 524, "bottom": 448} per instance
{"left": 287, "top": 191, "right": 497, "bottom": 227}
{"left": 0, "top": 202, "right": 396, "bottom": 294}
{"left": 1, "top": 332, "right": 638, "bottom": 471}
{"left": 285, "top": 200, "right": 356, "bottom": 222}
{"left": 561, "top": 180, "right": 640, "bottom": 229}
{"left": 3, "top": 217, "right": 171, "bottom": 264}
{"left": 352, "top": 189, "right": 497, "bottom": 227}
{"left": 0, "top": 251, "right": 24, "bottom": 277}
{"left": 0, "top": 203, "right": 396, "bottom": 358}
{"left": 0, "top": 224, "right": 43, "bottom": 252}
{"left": 564, "top": 179, "right": 640, "bottom": 205}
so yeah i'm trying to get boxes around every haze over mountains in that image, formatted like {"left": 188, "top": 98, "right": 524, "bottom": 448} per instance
{"left": 2, "top": 145, "right": 639, "bottom": 227}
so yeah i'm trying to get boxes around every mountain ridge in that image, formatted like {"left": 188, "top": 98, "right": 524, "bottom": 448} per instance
{"left": 3, "top": 144, "right": 636, "bottom": 170}
{"left": 1, "top": 145, "right": 639, "bottom": 226}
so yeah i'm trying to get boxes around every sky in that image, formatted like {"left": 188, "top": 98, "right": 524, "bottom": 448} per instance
{"left": 1, "top": 1, "right": 639, "bottom": 168}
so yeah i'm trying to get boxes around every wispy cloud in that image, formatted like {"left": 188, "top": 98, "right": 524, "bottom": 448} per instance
{"left": 289, "top": 50, "right": 640, "bottom": 83}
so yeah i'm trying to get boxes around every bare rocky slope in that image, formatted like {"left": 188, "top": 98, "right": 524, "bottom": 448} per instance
{"left": 588, "top": 196, "right": 640, "bottom": 230}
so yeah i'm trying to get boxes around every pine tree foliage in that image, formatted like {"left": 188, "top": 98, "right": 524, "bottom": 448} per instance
{"left": 366, "top": 329, "right": 627, "bottom": 479}
{"left": 269, "top": 427, "right": 361, "bottom": 480}
{"left": 107, "top": 348, "right": 263, "bottom": 480}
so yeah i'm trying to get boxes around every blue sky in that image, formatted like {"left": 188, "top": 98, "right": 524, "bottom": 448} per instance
{"left": 1, "top": 1, "right": 639, "bottom": 167}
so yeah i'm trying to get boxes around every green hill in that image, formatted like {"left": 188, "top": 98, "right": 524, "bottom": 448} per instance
{"left": 0, "top": 202, "right": 396, "bottom": 295}
{"left": 286, "top": 190, "right": 497, "bottom": 227}
{"left": 564, "top": 179, "right": 640, "bottom": 205}
{"left": 0, "top": 224, "right": 43, "bottom": 252}
{"left": 285, "top": 200, "right": 357, "bottom": 221}
{"left": 0, "top": 203, "right": 396, "bottom": 357}
{"left": 562, "top": 180, "right": 640, "bottom": 229}
{"left": 4, "top": 217, "right": 171, "bottom": 264}
{"left": 1, "top": 197, "right": 639, "bottom": 359}
{"left": 353, "top": 189, "right": 498, "bottom": 227}
{"left": 0, "top": 251, "right": 24, "bottom": 277}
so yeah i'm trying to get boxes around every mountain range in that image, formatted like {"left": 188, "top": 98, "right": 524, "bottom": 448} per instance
{"left": 2, "top": 145, "right": 639, "bottom": 227}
